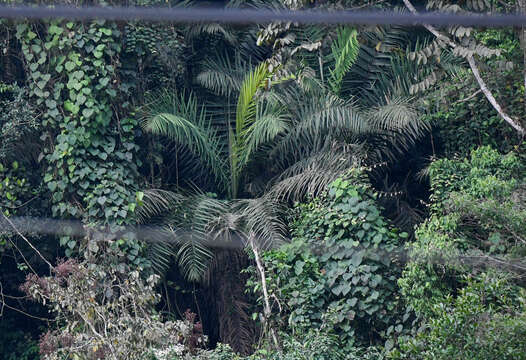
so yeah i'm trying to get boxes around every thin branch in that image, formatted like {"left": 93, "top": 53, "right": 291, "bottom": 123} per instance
{"left": 402, "top": 0, "right": 526, "bottom": 136}
{"left": 0, "top": 301, "right": 54, "bottom": 321}
{"left": 467, "top": 56, "right": 526, "bottom": 136}
{"left": 249, "top": 233, "right": 281, "bottom": 352}
{"left": 2, "top": 213, "right": 53, "bottom": 271}
{"left": 0, "top": 281, "right": 54, "bottom": 322}
{"left": 2, "top": 195, "right": 39, "bottom": 209}
{"left": 8, "top": 238, "right": 37, "bottom": 275}
{"left": 0, "top": 281, "right": 3, "bottom": 317}
{"left": 453, "top": 89, "right": 482, "bottom": 104}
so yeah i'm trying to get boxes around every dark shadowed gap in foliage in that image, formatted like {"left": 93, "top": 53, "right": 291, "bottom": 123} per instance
{"left": 370, "top": 134, "right": 434, "bottom": 238}
{"left": 157, "top": 249, "right": 257, "bottom": 354}
{"left": 157, "top": 265, "right": 219, "bottom": 345}
{"left": 0, "top": 40, "right": 25, "bottom": 85}
{"left": 0, "top": 235, "right": 62, "bottom": 359}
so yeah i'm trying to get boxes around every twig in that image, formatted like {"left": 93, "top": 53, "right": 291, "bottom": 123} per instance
{"left": 2, "top": 213, "right": 53, "bottom": 271}
{"left": 0, "top": 296, "right": 54, "bottom": 322}
{"left": 453, "top": 89, "right": 482, "bottom": 104}
{"left": 271, "top": 293, "right": 282, "bottom": 313}
{"left": 163, "top": 280, "right": 172, "bottom": 315}
{"left": 193, "top": 284, "right": 204, "bottom": 332}
{"left": 8, "top": 237, "right": 37, "bottom": 275}
{"left": 0, "top": 281, "right": 3, "bottom": 317}
{"left": 2, "top": 195, "right": 39, "bottom": 209}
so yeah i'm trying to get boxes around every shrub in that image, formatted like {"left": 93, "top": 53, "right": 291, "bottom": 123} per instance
{"left": 399, "top": 147, "right": 526, "bottom": 314}
{"left": 194, "top": 331, "right": 383, "bottom": 360}
{"left": 21, "top": 258, "right": 205, "bottom": 360}
{"left": 392, "top": 274, "right": 526, "bottom": 360}
{"left": 395, "top": 146, "right": 526, "bottom": 358}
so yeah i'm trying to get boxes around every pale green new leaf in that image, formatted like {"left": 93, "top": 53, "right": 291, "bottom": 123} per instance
{"left": 329, "top": 27, "right": 360, "bottom": 95}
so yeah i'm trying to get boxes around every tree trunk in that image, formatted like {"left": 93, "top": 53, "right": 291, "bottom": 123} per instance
{"left": 207, "top": 249, "right": 258, "bottom": 354}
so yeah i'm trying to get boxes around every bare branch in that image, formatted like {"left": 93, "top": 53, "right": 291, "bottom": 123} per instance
{"left": 402, "top": 0, "right": 526, "bottom": 136}
{"left": 249, "top": 233, "right": 281, "bottom": 352}
{"left": 453, "top": 89, "right": 482, "bottom": 104}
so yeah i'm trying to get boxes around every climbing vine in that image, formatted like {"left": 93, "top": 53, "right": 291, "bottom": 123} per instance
{"left": 15, "top": 19, "right": 143, "bottom": 259}
{"left": 248, "top": 171, "right": 412, "bottom": 350}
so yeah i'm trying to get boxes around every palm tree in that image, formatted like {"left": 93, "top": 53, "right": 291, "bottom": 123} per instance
{"left": 137, "top": 21, "right": 431, "bottom": 351}
{"left": 136, "top": 71, "right": 288, "bottom": 267}
{"left": 138, "top": 61, "right": 288, "bottom": 351}
{"left": 139, "top": 19, "right": 433, "bottom": 275}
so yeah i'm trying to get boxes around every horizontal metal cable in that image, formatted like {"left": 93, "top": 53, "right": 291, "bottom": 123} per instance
{"left": 0, "top": 215, "right": 244, "bottom": 249}
{"left": 0, "top": 5, "right": 526, "bottom": 27}
{"left": 2, "top": 216, "right": 526, "bottom": 274}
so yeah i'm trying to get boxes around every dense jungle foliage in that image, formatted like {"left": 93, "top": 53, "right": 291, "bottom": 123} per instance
{"left": 1, "top": 0, "right": 526, "bottom": 358}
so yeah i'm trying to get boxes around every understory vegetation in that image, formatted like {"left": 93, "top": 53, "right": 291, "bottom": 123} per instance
{"left": 1, "top": 0, "right": 525, "bottom": 359}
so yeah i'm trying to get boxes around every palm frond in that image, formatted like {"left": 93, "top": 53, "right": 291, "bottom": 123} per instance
{"left": 269, "top": 142, "right": 364, "bottom": 201}
{"left": 135, "top": 189, "right": 185, "bottom": 275}
{"left": 295, "top": 65, "right": 324, "bottom": 94}
{"left": 328, "top": 27, "right": 360, "bottom": 95}
{"left": 175, "top": 236, "right": 214, "bottom": 282}
{"left": 140, "top": 91, "right": 228, "bottom": 191}
{"left": 196, "top": 53, "right": 251, "bottom": 97}
{"left": 146, "top": 240, "right": 176, "bottom": 276}
{"left": 269, "top": 93, "right": 368, "bottom": 169}
{"left": 228, "top": 62, "right": 273, "bottom": 197}
{"left": 366, "top": 96, "right": 430, "bottom": 154}
{"left": 242, "top": 102, "right": 289, "bottom": 166}
{"left": 235, "top": 62, "right": 271, "bottom": 137}
{"left": 348, "top": 25, "right": 411, "bottom": 96}
{"left": 185, "top": 23, "right": 238, "bottom": 45}
{"left": 237, "top": 197, "right": 287, "bottom": 249}
{"left": 173, "top": 195, "right": 233, "bottom": 282}
{"left": 135, "top": 189, "right": 184, "bottom": 223}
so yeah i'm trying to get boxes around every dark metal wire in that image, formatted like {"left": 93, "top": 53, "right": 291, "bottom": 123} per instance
{"left": 0, "top": 5, "right": 526, "bottom": 27}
